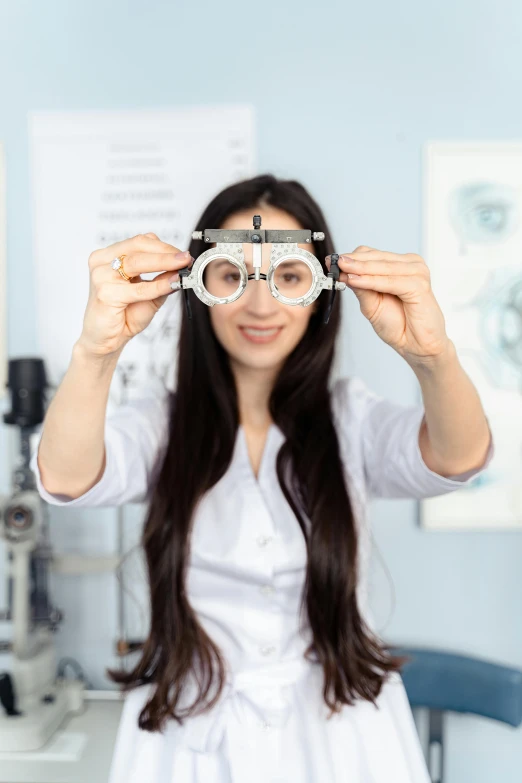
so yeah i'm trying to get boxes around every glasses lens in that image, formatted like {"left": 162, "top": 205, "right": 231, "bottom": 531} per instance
{"left": 203, "top": 257, "right": 243, "bottom": 299}
{"left": 273, "top": 259, "right": 313, "bottom": 300}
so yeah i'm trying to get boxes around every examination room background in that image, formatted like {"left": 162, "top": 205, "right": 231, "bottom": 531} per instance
{"left": 0, "top": 1, "right": 521, "bottom": 781}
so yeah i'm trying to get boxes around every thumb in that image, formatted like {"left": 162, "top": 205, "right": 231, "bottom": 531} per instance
{"left": 144, "top": 232, "right": 159, "bottom": 239}
{"left": 151, "top": 269, "right": 178, "bottom": 308}
{"left": 349, "top": 284, "right": 381, "bottom": 318}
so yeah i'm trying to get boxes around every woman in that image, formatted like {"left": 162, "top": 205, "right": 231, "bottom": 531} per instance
{"left": 31, "top": 174, "right": 493, "bottom": 782}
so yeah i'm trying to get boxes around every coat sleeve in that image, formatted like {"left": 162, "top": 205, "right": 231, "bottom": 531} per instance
{"left": 331, "top": 376, "right": 494, "bottom": 500}
{"left": 29, "top": 379, "right": 171, "bottom": 508}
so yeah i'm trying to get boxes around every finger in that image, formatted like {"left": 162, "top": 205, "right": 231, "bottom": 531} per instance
{"left": 152, "top": 269, "right": 181, "bottom": 297}
{"left": 341, "top": 250, "right": 422, "bottom": 263}
{"left": 338, "top": 258, "right": 427, "bottom": 277}
{"left": 99, "top": 275, "right": 178, "bottom": 306}
{"left": 89, "top": 233, "right": 183, "bottom": 269}
{"left": 346, "top": 273, "right": 431, "bottom": 298}
{"left": 324, "top": 249, "right": 388, "bottom": 271}
{"left": 92, "top": 251, "right": 192, "bottom": 285}
{"left": 325, "top": 249, "right": 379, "bottom": 268}
{"left": 122, "top": 250, "right": 192, "bottom": 278}
{"left": 151, "top": 287, "right": 176, "bottom": 310}
{"left": 132, "top": 268, "right": 183, "bottom": 295}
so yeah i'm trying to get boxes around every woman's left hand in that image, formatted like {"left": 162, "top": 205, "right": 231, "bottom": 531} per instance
{"left": 327, "top": 245, "right": 451, "bottom": 366}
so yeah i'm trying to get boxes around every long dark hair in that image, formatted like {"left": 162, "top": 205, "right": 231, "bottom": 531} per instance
{"left": 109, "top": 174, "right": 402, "bottom": 730}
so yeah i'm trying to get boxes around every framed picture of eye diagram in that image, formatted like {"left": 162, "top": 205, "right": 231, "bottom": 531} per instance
{"left": 0, "top": 142, "right": 5, "bottom": 398}
{"left": 420, "top": 141, "right": 522, "bottom": 530}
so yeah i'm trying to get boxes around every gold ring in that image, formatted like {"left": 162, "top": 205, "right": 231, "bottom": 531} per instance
{"left": 111, "top": 254, "right": 132, "bottom": 281}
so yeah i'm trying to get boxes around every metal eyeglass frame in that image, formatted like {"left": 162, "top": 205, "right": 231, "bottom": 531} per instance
{"left": 170, "top": 215, "right": 346, "bottom": 324}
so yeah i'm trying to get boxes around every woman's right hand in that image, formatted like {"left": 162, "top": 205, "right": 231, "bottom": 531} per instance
{"left": 77, "top": 232, "right": 192, "bottom": 358}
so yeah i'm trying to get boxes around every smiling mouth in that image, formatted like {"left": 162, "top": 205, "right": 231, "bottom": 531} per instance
{"left": 238, "top": 326, "right": 283, "bottom": 342}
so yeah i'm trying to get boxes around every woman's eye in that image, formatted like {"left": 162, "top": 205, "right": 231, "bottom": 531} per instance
{"left": 224, "top": 272, "right": 240, "bottom": 282}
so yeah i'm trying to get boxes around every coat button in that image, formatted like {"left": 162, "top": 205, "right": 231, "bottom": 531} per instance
{"left": 259, "top": 584, "right": 275, "bottom": 596}
{"left": 257, "top": 535, "right": 274, "bottom": 548}
{"left": 259, "top": 645, "right": 276, "bottom": 656}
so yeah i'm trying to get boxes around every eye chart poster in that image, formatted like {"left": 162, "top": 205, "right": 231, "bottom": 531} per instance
{"left": 29, "top": 108, "right": 256, "bottom": 686}
{"left": 30, "top": 106, "right": 256, "bottom": 406}
{"left": 421, "top": 142, "right": 522, "bottom": 530}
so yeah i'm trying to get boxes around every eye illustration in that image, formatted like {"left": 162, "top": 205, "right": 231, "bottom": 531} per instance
{"left": 468, "top": 270, "right": 522, "bottom": 389}
{"left": 448, "top": 181, "right": 519, "bottom": 246}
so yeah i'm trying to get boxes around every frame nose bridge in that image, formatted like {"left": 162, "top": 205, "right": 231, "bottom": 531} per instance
{"left": 243, "top": 243, "right": 272, "bottom": 276}
{"left": 243, "top": 270, "right": 277, "bottom": 310}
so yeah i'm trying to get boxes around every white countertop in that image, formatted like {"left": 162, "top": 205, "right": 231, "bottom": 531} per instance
{"left": 0, "top": 697, "right": 123, "bottom": 783}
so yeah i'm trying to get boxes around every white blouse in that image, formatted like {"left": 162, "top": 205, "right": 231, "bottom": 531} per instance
{"left": 30, "top": 376, "right": 493, "bottom": 783}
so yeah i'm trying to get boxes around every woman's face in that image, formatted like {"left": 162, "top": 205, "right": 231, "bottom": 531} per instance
{"left": 206, "top": 207, "right": 318, "bottom": 374}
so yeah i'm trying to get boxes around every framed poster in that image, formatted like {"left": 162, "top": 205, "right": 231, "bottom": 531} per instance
{"left": 421, "top": 142, "right": 522, "bottom": 530}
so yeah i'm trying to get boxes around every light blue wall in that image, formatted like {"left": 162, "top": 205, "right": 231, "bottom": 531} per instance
{"left": 1, "top": 1, "right": 521, "bottom": 780}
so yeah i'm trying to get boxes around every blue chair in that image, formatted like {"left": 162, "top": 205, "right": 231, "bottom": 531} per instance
{"left": 391, "top": 647, "right": 522, "bottom": 783}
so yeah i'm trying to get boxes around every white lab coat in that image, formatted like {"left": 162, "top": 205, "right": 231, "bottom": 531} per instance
{"left": 30, "top": 376, "right": 493, "bottom": 783}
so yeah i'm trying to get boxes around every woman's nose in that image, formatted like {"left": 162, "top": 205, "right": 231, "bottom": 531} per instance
{"left": 242, "top": 276, "right": 279, "bottom": 315}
